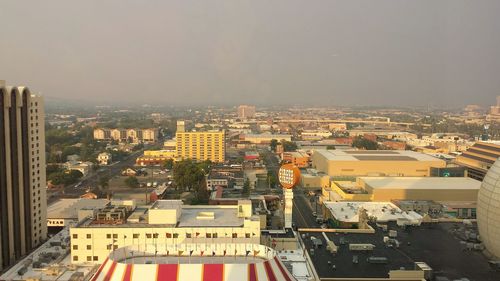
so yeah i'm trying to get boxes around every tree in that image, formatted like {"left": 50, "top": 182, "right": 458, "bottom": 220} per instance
{"left": 124, "top": 176, "right": 139, "bottom": 188}
{"left": 270, "top": 139, "right": 278, "bottom": 152}
{"left": 162, "top": 159, "right": 174, "bottom": 170}
{"left": 352, "top": 136, "right": 378, "bottom": 150}
{"left": 173, "top": 159, "right": 206, "bottom": 192}
{"left": 326, "top": 145, "right": 336, "bottom": 150}
{"left": 267, "top": 171, "right": 277, "bottom": 189}
{"left": 282, "top": 140, "right": 298, "bottom": 152}
{"left": 99, "top": 175, "right": 110, "bottom": 190}
{"left": 48, "top": 169, "right": 83, "bottom": 186}
{"left": 242, "top": 179, "right": 251, "bottom": 196}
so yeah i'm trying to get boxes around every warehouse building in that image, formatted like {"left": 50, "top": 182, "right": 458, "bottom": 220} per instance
{"left": 311, "top": 149, "right": 446, "bottom": 177}
{"left": 328, "top": 177, "right": 481, "bottom": 203}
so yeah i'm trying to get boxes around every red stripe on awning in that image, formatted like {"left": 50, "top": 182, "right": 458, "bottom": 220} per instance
{"left": 122, "top": 264, "right": 133, "bottom": 281}
{"left": 157, "top": 264, "right": 178, "bottom": 281}
{"left": 263, "top": 261, "right": 277, "bottom": 281}
{"left": 203, "top": 264, "right": 224, "bottom": 281}
{"left": 273, "top": 257, "right": 292, "bottom": 281}
{"left": 248, "top": 264, "right": 257, "bottom": 281}
{"left": 103, "top": 261, "right": 117, "bottom": 281}
{"left": 91, "top": 258, "right": 109, "bottom": 281}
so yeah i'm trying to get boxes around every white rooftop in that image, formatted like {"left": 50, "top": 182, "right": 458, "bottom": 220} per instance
{"left": 360, "top": 177, "right": 481, "bottom": 190}
{"left": 314, "top": 149, "right": 443, "bottom": 162}
{"left": 47, "top": 198, "right": 110, "bottom": 219}
{"left": 177, "top": 207, "right": 244, "bottom": 227}
{"left": 323, "top": 201, "right": 423, "bottom": 223}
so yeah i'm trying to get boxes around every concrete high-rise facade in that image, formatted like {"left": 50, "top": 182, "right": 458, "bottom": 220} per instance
{"left": 237, "top": 105, "right": 256, "bottom": 119}
{"left": 176, "top": 131, "right": 225, "bottom": 162}
{"left": 0, "top": 82, "right": 47, "bottom": 270}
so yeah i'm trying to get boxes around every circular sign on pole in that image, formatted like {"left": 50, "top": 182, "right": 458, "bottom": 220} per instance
{"left": 278, "top": 163, "right": 301, "bottom": 189}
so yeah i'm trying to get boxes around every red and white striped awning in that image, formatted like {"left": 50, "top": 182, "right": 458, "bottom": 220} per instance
{"left": 91, "top": 256, "right": 295, "bottom": 281}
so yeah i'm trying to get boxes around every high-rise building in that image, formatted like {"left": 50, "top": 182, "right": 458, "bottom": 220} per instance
{"left": 490, "top": 96, "right": 500, "bottom": 116}
{"left": 176, "top": 120, "right": 185, "bottom": 133}
{"left": 0, "top": 82, "right": 47, "bottom": 270}
{"left": 176, "top": 129, "right": 225, "bottom": 163}
{"left": 237, "top": 105, "right": 256, "bottom": 119}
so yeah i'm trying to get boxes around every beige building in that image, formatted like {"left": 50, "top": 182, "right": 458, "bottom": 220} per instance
{"left": 0, "top": 82, "right": 47, "bottom": 270}
{"left": 176, "top": 130, "right": 225, "bottom": 162}
{"left": 326, "top": 177, "right": 481, "bottom": 203}
{"left": 242, "top": 133, "right": 292, "bottom": 144}
{"left": 311, "top": 149, "right": 446, "bottom": 177}
{"left": 69, "top": 200, "right": 260, "bottom": 264}
{"left": 237, "top": 105, "right": 256, "bottom": 119}
{"left": 93, "top": 128, "right": 158, "bottom": 143}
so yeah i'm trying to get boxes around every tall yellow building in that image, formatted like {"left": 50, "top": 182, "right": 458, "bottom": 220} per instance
{"left": 176, "top": 131, "right": 225, "bottom": 162}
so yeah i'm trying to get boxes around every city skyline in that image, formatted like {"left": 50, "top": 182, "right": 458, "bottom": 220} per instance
{"left": 2, "top": 1, "right": 500, "bottom": 107}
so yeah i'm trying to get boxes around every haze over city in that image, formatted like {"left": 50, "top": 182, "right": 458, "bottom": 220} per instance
{"left": 2, "top": 0, "right": 500, "bottom": 107}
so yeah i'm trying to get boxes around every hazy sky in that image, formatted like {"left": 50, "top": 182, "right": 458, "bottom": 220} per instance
{"left": 1, "top": 1, "right": 500, "bottom": 107}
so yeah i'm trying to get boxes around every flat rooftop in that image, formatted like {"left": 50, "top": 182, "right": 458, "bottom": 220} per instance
{"left": 360, "top": 177, "right": 481, "bottom": 190}
{"left": 315, "top": 149, "right": 443, "bottom": 162}
{"left": 177, "top": 207, "right": 244, "bottom": 227}
{"left": 47, "top": 198, "right": 110, "bottom": 219}
{"left": 323, "top": 201, "right": 422, "bottom": 223}
{"left": 303, "top": 223, "right": 500, "bottom": 280}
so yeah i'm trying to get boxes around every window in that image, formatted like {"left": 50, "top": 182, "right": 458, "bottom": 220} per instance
{"left": 245, "top": 233, "right": 251, "bottom": 238}
{"left": 133, "top": 233, "right": 140, "bottom": 238}
{"left": 213, "top": 233, "right": 218, "bottom": 238}
{"left": 73, "top": 245, "right": 78, "bottom": 250}
{"left": 87, "top": 256, "right": 92, "bottom": 261}
{"left": 73, "top": 256, "right": 78, "bottom": 261}
{"left": 87, "top": 245, "right": 91, "bottom": 250}
{"left": 113, "top": 234, "right": 118, "bottom": 238}
{"left": 232, "top": 233, "right": 238, "bottom": 238}
{"left": 107, "top": 244, "right": 112, "bottom": 250}
{"left": 153, "top": 233, "right": 159, "bottom": 238}
{"left": 106, "top": 234, "right": 111, "bottom": 239}
{"left": 206, "top": 233, "right": 212, "bottom": 238}
{"left": 146, "top": 233, "right": 152, "bottom": 238}
{"left": 186, "top": 233, "right": 192, "bottom": 238}
{"left": 86, "top": 234, "right": 91, "bottom": 239}
{"left": 93, "top": 256, "right": 99, "bottom": 261}
{"left": 73, "top": 234, "right": 78, "bottom": 239}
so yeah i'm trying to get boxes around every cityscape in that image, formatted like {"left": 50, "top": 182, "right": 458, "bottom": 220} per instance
{"left": 1, "top": 1, "right": 500, "bottom": 281}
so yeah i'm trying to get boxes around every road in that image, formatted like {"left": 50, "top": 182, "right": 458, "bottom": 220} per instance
{"left": 47, "top": 149, "right": 144, "bottom": 202}
{"left": 293, "top": 189, "right": 320, "bottom": 228}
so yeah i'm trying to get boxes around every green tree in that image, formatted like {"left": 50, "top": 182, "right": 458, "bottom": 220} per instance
{"left": 124, "top": 176, "right": 139, "bottom": 188}
{"left": 99, "top": 175, "right": 110, "bottom": 190}
{"left": 267, "top": 171, "right": 277, "bottom": 188}
{"left": 162, "top": 159, "right": 174, "bottom": 170}
{"left": 282, "top": 140, "right": 298, "bottom": 152}
{"left": 173, "top": 159, "right": 206, "bottom": 192}
{"left": 270, "top": 139, "right": 278, "bottom": 152}
{"left": 352, "top": 136, "right": 378, "bottom": 150}
{"left": 242, "top": 178, "right": 251, "bottom": 196}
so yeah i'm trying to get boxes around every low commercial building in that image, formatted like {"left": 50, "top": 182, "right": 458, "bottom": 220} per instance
{"left": 311, "top": 149, "right": 446, "bottom": 177}
{"left": 69, "top": 200, "right": 260, "bottom": 264}
{"left": 136, "top": 149, "right": 176, "bottom": 166}
{"left": 47, "top": 198, "right": 110, "bottom": 228}
{"left": 64, "top": 161, "right": 93, "bottom": 176}
{"left": 322, "top": 201, "right": 423, "bottom": 228}
{"left": 282, "top": 151, "right": 310, "bottom": 168}
{"left": 241, "top": 133, "right": 292, "bottom": 144}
